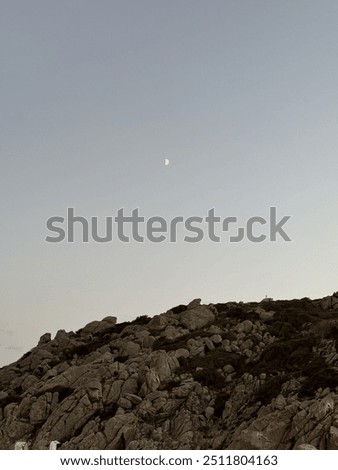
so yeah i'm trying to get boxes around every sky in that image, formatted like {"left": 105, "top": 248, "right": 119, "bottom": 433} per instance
{"left": 1, "top": 0, "right": 338, "bottom": 367}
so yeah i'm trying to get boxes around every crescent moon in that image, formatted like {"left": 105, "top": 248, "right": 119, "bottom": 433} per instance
{"left": 164, "top": 158, "right": 170, "bottom": 166}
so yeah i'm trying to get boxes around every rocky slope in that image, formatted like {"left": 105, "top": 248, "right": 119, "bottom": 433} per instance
{"left": 1, "top": 293, "right": 338, "bottom": 450}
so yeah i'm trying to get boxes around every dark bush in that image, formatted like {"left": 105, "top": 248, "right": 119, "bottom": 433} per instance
{"left": 214, "top": 391, "right": 230, "bottom": 417}
{"left": 219, "top": 306, "right": 259, "bottom": 323}
{"left": 274, "top": 309, "right": 318, "bottom": 329}
{"left": 214, "top": 303, "right": 230, "bottom": 313}
{"left": 169, "top": 304, "right": 187, "bottom": 314}
{"left": 178, "top": 349, "right": 242, "bottom": 373}
{"left": 131, "top": 315, "right": 151, "bottom": 325}
{"left": 269, "top": 321, "right": 296, "bottom": 338}
{"left": 114, "top": 355, "right": 129, "bottom": 363}
{"left": 0, "top": 393, "right": 21, "bottom": 408}
{"left": 226, "top": 307, "right": 247, "bottom": 319}
{"left": 221, "top": 330, "right": 238, "bottom": 341}
{"left": 160, "top": 379, "right": 181, "bottom": 392}
{"left": 299, "top": 367, "right": 338, "bottom": 397}
{"left": 92, "top": 403, "right": 118, "bottom": 421}
{"left": 254, "top": 375, "right": 289, "bottom": 405}
{"left": 193, "top": 369, "right": 226, "bottom": 388}
{"left": 177, "top": 349, "right": 246, "bottom": 389}
{"left": 250, "top": 336, "right": 316, "bottom": 375}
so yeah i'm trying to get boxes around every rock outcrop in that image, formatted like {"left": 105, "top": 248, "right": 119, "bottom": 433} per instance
{"left": 1, "top": 294, "right": 338, "bottom": 450}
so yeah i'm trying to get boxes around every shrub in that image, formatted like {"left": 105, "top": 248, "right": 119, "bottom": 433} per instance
{"left": 131, "top": 315, "right": 151, "bottom": 325}
{"left": 193, "top": 368, "right": 226, "bottom": 388}
{"left": 299, "top": 366, "right": 338, "bottom": 397}
{"left": 254, "top": 375, "right": 288, "bottom": 405}
{"left": 214, "top": 392, "right": 230, "bottom": 417}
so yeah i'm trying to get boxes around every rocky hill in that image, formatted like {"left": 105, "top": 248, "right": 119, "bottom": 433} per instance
{"left": 1, "top": 294, "right": 338, "bottom": 450}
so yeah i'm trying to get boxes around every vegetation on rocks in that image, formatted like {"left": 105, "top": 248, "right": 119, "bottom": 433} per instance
{"left": 1, "top": 293, "right": 338, "bottom": 449}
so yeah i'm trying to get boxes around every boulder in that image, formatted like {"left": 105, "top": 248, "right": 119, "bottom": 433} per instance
{"left": 180, "top": 306, "right": 215, "bottom": 330}
{"left": 147, "top": 315, "right": 169, "bottom": 332}
{"left": 118, "top": 341, "right": 141, "bottom": 358}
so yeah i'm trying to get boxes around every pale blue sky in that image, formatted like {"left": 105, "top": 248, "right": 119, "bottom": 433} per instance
{"left": 1, "top": 0, "right": 338, "bottom": 366}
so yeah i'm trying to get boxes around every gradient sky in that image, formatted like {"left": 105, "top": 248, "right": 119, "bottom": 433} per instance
{"left": 1, "top": 0, "right": 338, "bottom": 367}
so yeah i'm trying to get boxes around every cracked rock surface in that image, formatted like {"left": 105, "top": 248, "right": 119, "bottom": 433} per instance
{"left": 1, "top": 294, "right": 338, "bottom": 449}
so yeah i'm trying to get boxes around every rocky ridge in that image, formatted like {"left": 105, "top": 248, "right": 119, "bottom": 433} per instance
{"left": 1, "top": 293, "right": 338, "bottom": 449}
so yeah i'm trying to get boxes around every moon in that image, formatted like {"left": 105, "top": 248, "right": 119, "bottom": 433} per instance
{"left": 164, "top": 158, "right": 170, "bottom": 166}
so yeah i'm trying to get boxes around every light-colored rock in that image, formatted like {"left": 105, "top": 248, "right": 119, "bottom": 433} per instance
{"left": 273, "top": 394, "right": 287, "bottom": 411}
{"left": 160, "top": 326, "right": 182, "bottom": 340}
{"left": 295, "top": 444, "right": 317, "bottom": 450}
{"left": 38, "top": 333, "right": 51, "bottom": 345}
{"left": 238, "top": 320, "right": 253, "bottom": 334}
{"left": 205, "top": 406, "right": 214, "bottom": 419}
{"left": 180, "top": 306, "right": 215, "bottom": 331}
{"left": 145, "top": 369, "right": 161, "bottom": 392}
{"left": 210, "top": 334, "right": 222, "bottom": 344}
{"left": 227, "top": 410, "right": 292, "bottom": 449}
{"left": 124, "top": 393, "right": 142, "bottom": 405}
{"left": 15, "top": 441, "right": 29, "bottom": 450}
{"left": 203, "top": 337, "right": 215, "bottom": 351}
{"left": 187, "top": 299, "right": 201, "bottom": 309}
{"left": 174, "top": 348, "right": 190, "bottom": 359}
{"left": 29, "top": 395, "right": 48, "bottom": 425}
{"left": 147, "top": 315, "right": 169, "bottom": 332}
{"left": 86, "top": 379, "right": 102, "bottom": 402}
{"left": 308, "top": 396, "right": 334, "bottom": 420}
{"left": 105, "top": 380, "right": 124, "bottom": 405}
{"left": 186, "top": 338, "right": 205, "bottom": 356}
{"left": 2, "top": 293, "right": 338, "bottom": 451}
{"left": 121, "top": 378, "right": 138, "bottom": 395}
{"left": 118, "top": 341, "right": 141, "bottom": 358}
{"left": 147, "top": 351, "right": 179, "bottom": 381}
{"left": 328, "top": 426, "right": 338, "bottom": 449}
{"left": 81, "top": 316, "right": 117, "bottom": 335}
{"left": 255, "top": 307, "right": 275, "bottom": 321}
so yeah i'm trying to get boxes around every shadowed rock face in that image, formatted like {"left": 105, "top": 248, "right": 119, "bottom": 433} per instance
{"left": 2, "top": 294, "right": 338, "bottom": 450}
